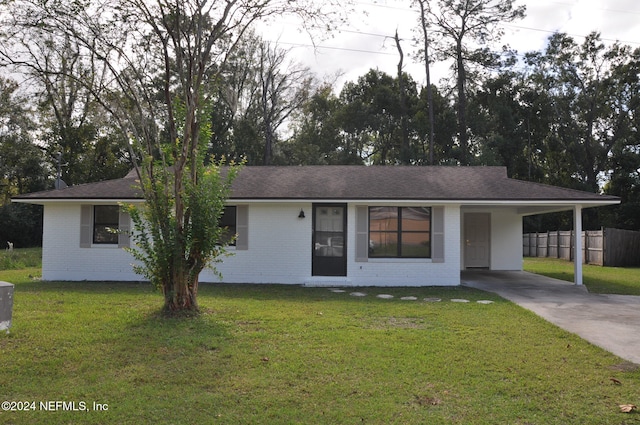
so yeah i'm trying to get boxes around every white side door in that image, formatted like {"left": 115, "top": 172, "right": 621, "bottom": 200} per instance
{"left": 464, "top": 213, "right": 490, "bottom": 268}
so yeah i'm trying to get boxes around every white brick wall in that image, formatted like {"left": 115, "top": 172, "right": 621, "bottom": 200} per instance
{"left": 42, "top": 203, "right": 142, "bottom": 281}
{"left": 345, "top": 204, "right": 461, "bottom": 286}
{"left": 42, "top": 202, "right": 469, "bottom": 286}
{"left": 201, "top": 203, "right": 312, "bottom": 283}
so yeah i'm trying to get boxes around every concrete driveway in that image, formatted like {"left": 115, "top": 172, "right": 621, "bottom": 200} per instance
{"left": 461, "top": 270, "right": 640, "bottom": 365}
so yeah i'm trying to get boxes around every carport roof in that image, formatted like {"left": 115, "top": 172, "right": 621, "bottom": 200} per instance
{"left": 13, "top": 165, "right": 620, "bottom": 207}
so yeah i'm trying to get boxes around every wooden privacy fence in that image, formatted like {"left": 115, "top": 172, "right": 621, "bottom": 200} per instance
{"left": 523, "top": 228, "right": 640, "bottom": 267}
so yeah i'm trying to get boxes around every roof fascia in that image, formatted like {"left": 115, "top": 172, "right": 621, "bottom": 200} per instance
{"left": 515, "top": 204, "right": 615, "bottom": 216}
{"left": 13, "top": 198, "right": 619, "bottom": 208}
{"left": 229, "top": 199, "right": 620, "bottom": 207}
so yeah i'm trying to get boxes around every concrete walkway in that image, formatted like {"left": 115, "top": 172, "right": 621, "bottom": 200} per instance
{"left": 461, "top": 270, "right": 640, "bottom": 365}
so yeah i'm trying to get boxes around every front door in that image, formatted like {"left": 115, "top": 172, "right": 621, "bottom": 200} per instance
{"left": 464, "top": 213, "right": 490, "bottom": 268}
{"left": 312, "top": 204, "right": 347, "bottom": 276}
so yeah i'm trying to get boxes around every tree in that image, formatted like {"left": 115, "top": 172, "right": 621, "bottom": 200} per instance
{"left": 0, "top": 26, "right": 130, "bottom": 185}
{"left": 258, "top": 41, "right": 316, "bottom": 165}
{"left": 524, "top": 33, "right": 631, "bottom": 193}
{"left": 468, "top": 71, "right": 536, "bottom": 179}
{"left": 413, "top": 83, "right": 459, "bottom": 164}
{"left": 394, "top": 30, "right": 411, "bottom": 164}
{"left": 207, "top": 31, "right": 317, "bottom": 165}
{"left": 418, "top": 0, "right": 525, "bottom": 165}
{"left": 412, "top": 0, "right": 436, "bottom": 164}
{"left": 517, "top": 33, "right": 640, "bottom": 231}
{"left": 338, "top": 69, "right": 419, "bottom": 164}
{"left": 600, "top": 46, "right": 640, "bottom": 230}
{"left": 208, "top": 32, "right": 265, "bottom": 164}
{"left": 0, "top": 77, "right": 46, "bottom": 247}
{"left": 0, "top": 78, "right": 44, "bottom": 197}
{"left": 1, "top": 0, "right": 346, "bottom": 313}
{"left": 282, "top": 84, "right": 348, "bottom": 164}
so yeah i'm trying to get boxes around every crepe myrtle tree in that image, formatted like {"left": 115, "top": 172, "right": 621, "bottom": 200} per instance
{"left": 123, "top": 100, "right": 243, "bottom": 314}
{"left": 0, "top": 0, "right": 348, "bottom": 313}
{"left": 124, "top": 156, "right": 241, "bottom": 314}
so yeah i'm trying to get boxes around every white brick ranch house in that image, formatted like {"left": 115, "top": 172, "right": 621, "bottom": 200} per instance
{"left": 13, "top": 166, "right": 620, "bottom": 286}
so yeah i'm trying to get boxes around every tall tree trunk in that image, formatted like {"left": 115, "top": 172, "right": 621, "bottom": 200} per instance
{"left": 417, "top": 0, "right": 435, "bottom": 165}
{"left": 262, "top": 78, "right": 273, "bottom": 165}
{"left": 260, "top": 43, "right": 274, "bottom": 165}
{"left": 456, "top": 39, "right": 468, "bottom": 165}
{"left": 395, "top": 30, "right": 410, "bottom": 165}
{"left": 584, "top": 96, "right": 599, "bottom": 192}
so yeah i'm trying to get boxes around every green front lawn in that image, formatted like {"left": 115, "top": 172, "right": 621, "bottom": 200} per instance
{"left": 524, "top": 257, "right": 640, "bottom": 295}
{"left": 1, "top": 269, "right": 639, "bottom": 424}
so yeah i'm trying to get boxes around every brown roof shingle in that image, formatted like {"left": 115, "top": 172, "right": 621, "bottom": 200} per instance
{"left": 13, "top": 165, "right": 620, "bottom": 203}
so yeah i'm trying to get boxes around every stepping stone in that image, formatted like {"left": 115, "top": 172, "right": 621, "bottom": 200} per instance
{"left": 451, "top": 298, "right": 470, "bottom": 303}
{"left": 377, "top": 294, "right": 394, "bottom": 299}
{"left": 423, "top": 297, "right": 442, "bottom": 302}
{"left": 400, "top": 296, "right": 418, "bottom": 301}
{"left": 350, "top": 292, "right": 367, "bottom": 297}
{"left": 477, "top": 300, "right": 494, "bottom": 304}
{"left": 330, "top": 289, "right": 346, "bottom": 293}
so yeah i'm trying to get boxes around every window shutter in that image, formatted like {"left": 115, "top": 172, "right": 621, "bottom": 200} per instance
{"left": 355, "top": 206, "right": 369, "bottom": 262}
{"left": 432, "top": 206, "right": 445, "bottom": 263}
{"left": 118, "top": 209, "right": 131, "bottom": 248}
{"left": 235, "top": 205, "right": 249, "bottom": 250}
{"left": 80, "top": 205, "right": 92, "bottom": 248}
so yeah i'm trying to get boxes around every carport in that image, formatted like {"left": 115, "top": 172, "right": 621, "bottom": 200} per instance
{"left": 515, "top": 203, "right": 596, "bottom": 286}
{"left": 518, "top": 204, "right": 588, "bottom": 285}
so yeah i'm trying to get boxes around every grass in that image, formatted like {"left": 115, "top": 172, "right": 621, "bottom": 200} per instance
{"left": 0, "top": 247, "right": 42, "bottom": 271}
{"left": 524, "top": 257, "right": 640, "bottom": 295}
{"left": 1, "top": 268, "right": 640, "bottom": 424}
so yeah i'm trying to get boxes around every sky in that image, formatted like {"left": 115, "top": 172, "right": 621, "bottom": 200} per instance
{"left": 258, "top": 0, "right": 640, "bottom": 90}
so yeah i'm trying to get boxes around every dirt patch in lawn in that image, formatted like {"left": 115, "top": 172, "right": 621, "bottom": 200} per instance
{"left": 364, "top": 316, "right": 430, "bottom": 330}
{"left": 609, "top": 362, "right": 639, "bottom": 372}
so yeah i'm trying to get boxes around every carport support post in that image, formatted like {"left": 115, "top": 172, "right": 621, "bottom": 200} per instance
{"left": 574, "top": 205, "right": 583, "bottom": 286}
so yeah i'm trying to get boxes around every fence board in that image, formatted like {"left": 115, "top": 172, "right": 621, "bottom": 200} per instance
{"left": 605, "top": 228, "right": 640, "bottom": 266}
{"left": 558, "top": 231, "right": 573, "bottom": 262}
{"left": 523, "top": 228, "right": 640, "bottom": 266}
{"left": 586, "top": 230, "right": 604, "bottom": 265}
{"left": 548, "top": 231, "right": 559, "bottom": 258}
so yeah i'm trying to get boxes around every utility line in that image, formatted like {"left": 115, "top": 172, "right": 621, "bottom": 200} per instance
{"left": 269, "top": 40, "right": 397, "bottom": 56}
{"left": 263, "top": 1, "right": 640, "bottom": 57}
{"left": 502, "top": 23, "right": 640, "bottom": 46}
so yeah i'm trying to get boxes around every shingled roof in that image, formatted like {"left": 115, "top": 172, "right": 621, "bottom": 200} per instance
{"left": 13, "top": 166, "right": 620, "bottom": 205}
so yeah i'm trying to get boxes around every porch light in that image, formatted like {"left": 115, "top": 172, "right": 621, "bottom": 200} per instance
{"left": 298, "top": 209, "right": 305, "bottom": 219}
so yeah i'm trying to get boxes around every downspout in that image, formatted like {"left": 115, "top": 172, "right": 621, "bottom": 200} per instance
{"left": 574, "top": 205, "right": 583, "bottom": 285}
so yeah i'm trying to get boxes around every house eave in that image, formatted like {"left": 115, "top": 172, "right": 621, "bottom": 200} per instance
{"left": 515, "top": 200, "right": 620, "bottom": 215}
{"left": 227, "top": 198, "right": 619, "bottom": 206}
{"left": 13, "top": 197, "right": 620, "bottom": 209}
